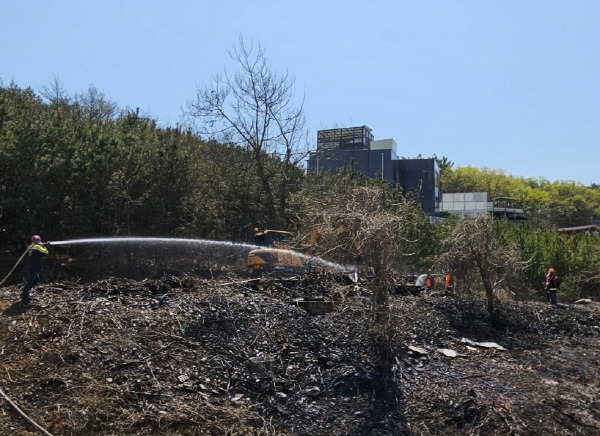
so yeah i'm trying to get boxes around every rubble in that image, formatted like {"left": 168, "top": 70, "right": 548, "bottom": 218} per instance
{"left": 0, "top": 272, "right": 598, "bottom": 435}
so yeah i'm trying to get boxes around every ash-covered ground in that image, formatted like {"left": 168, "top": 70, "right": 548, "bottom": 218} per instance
{"left": 0, "top": 270, "right": 598, "bottom": 435}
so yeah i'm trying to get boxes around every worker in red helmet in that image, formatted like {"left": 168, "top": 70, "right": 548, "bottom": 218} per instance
{"left": 20, "top": 235, "right": 49, "bottom": 303}
{"left": 544, "top": 268, "right": 560, "bottom": 305}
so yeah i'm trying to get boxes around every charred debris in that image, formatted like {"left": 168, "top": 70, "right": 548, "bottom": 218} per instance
{"left": 0, "top": 271, "right": 599, "bottom": 435}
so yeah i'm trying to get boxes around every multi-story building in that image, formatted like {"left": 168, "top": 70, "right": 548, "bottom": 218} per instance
{"left": 306, "top": 126, "right": 441, "bottom": 217}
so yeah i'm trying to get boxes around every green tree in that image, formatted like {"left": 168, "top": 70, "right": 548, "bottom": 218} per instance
{"left": 434, "top": 154, "right": 453, "bottom": 179}
{"left": 442, "top": 166, "right": 600, "bottom": 228}
{"left": 0, "top": 84, "right": 50, "bottom": 241}
{"left": 497, "top": 221, "right": 600, "bottom": 302}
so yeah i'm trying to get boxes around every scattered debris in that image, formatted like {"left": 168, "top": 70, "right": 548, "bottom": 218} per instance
{"left": 461, "top": 337, "right": 507, "bottom": 351}
{"left": 0, "top": 272, "right": 598, "bottom": 435}
{"left": 437, "top": 348, "right": 458, "bottom": 358}
{"left": 294, "top": 298, "right": 334, "bottom": 315}
{"left": 408, "top": 345, "right": 429, "bottom": 355}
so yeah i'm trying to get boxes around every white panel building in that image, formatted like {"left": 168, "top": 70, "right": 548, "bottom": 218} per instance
{"left": 441, "top": 192, "right": 493, "bottom": 218}
{"left": 441, "top": 192, "right": 526, "bottom": 220}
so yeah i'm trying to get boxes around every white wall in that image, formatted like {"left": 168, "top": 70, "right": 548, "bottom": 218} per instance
{"left": 370, "top": 139, "right": 398, "bottom": 159}
{"left": 441, "top": 192, "right": 492, "bottom": 217}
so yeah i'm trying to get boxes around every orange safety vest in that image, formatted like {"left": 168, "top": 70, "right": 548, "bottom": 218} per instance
{"left": 445, "top": 274, "right": 452, "bottom": 287}
{"left": 426, "top": 275, "right": 434, "bottom": 288}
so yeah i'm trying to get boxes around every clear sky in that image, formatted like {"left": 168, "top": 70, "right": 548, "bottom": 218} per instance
{"left": 1, "top": 1, "right": 598, "bottom": 185}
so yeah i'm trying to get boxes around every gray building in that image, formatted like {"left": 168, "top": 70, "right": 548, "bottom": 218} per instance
{"left": 307, "top": 126, "right": 441, "bottom": 216}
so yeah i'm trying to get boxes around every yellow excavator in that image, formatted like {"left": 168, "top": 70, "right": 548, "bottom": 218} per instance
{"left": 246, "top": 228, "right": 304, "bottom": 276}
{"left": 246, "top": 225, "right": 359, "bottom": 276}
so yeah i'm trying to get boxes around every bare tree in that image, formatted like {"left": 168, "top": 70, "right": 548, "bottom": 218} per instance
{"left": 437, "top": 214, "right": 526, "bottom": 312}
{"left": 74, "top": 85, "right": 118, "bottom": 122}
{"left": 187, "top": 37, "right": 309, "bottom": 226}
{"left": 300, "top": 184, "right": 419, "bottom": 322}
{"left": 39, "top": 77, "right": 70, "bottom": 108}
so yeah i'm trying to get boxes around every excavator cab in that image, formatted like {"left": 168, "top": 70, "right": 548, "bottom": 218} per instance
{"left": 246, "top": 228, "right": 304, "bottom": 276}
{"left": 253, "top": 229, "right": 293, "bottom": 248}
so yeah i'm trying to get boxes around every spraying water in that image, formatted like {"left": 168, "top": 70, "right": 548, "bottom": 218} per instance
{"left": 49, "top": 237, "right": 257, "bottom": 249}
{"left": 48, "top": 237, "right": 352, "bottom": 273}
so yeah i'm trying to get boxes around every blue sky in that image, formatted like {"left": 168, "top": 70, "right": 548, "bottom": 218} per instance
{"left": 1, "top": 1, "right": 599, "bottom": 185}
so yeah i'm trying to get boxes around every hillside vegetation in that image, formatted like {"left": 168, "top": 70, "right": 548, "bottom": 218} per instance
{"left": 442, "top": 165, "right": 600, "bottom": 228}
{"left": 1, "top": 82, "right": 600, "bottom": 302}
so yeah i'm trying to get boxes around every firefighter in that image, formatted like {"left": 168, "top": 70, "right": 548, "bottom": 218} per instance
{"left": 21, "top": 235, "right": 49, "bottom": 303}
{"left": 544, "top": 268, "right": 560, "bottom": 305}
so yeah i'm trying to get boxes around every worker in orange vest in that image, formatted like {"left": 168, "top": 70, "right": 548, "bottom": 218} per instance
{"left": 425, "top": 269, "right": 435, "bottom": 290}
{"left": 444, "top": 271, "right": 454, "bottom": 293}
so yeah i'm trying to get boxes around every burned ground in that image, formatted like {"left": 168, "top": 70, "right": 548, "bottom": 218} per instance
{"left": 0, "top": 272, "right": 598, "bottom": 435}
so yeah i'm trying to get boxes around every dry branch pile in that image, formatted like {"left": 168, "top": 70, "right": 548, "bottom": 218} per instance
{"left": 0, "top": 273, "right": 598, "bottom": 435}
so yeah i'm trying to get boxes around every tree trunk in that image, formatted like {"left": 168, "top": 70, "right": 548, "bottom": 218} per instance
{"left": 253, "top": 149, "right": 277, "bottom": 225}
{"left": 483, "top": 280, "right": 495, "bottom": 312}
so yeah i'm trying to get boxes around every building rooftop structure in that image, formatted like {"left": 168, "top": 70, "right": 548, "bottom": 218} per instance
{"left": 307, "top": 126, "right": 441, "bottom": 217}
{"left": 316, "top": 126, "right": 373, "bottom": 150}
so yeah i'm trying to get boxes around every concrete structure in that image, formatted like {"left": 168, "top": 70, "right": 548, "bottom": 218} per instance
{"left": 307, "top": 126, "right": 441, "bottom": 216}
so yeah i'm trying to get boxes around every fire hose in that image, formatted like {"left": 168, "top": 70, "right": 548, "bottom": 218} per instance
{"left": 0, "top": 386, "right": 54, "bottom": 435}
{"left": 0, "top": 248, "right": 56, "bottom": 434}
{"left": 0, "top": 248, "right": 29, "bottom": 287}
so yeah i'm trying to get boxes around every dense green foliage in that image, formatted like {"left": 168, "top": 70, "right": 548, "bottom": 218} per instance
{"left": 495, "top": 220, "right": 600, "bottom": 302}
{"left": 1, "top": 82, "right": 598, "bottom": 304}
{"left": 441, "top": 166, "right": 600, "bottom": 302}
{"left": 0, "top": 84, "right": 302, "bottom": 244}
{"left": 443, "top": 166, "right": 600, "bottom": 228}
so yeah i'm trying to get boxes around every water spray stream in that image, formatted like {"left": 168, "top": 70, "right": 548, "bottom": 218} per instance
{"left": 47, "top": 237, "right": 354, "bottom": 274}
{"left": 49, "top": 237, "right": 257, "bottom": 249}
